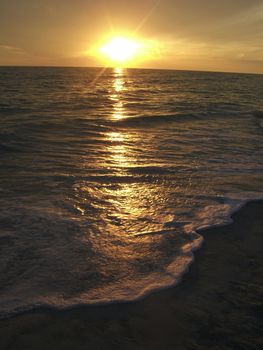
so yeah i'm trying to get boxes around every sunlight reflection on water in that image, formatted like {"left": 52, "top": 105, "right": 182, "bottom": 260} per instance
{"left": 1, "top": 67, "right": 262, "bottom": 315}
{"left": 111, "top": 67, "right": 125, "bottom": 120}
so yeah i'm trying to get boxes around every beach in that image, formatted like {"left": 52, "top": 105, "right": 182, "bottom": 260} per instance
{"left": 0, "top": 200, "right": 262, "bottom": 350}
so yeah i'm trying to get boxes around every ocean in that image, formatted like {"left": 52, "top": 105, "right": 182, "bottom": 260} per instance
{"left": 0, "top": 67, "right": 262, "bottom": 318}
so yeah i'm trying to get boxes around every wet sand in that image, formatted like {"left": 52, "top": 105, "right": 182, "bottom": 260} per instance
{"left": 0, "top": 201, "right": 262, "bottom": 350}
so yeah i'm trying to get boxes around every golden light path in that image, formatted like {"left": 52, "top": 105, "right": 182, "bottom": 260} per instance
{"left": 111, "top": 67, "right": 125, "bottom": 120}
{"left": 102, "top": 67, "right": 150, "bottom": 236}
{"left": 74, "top": 67, "right": 175, "bottom": 240}
{"left": 104, "top": 68, "right": 173, "bottom": 236}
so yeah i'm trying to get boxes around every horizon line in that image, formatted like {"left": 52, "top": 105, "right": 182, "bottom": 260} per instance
{"left": 0, "top": 65, "right": 262, "bottom": 76}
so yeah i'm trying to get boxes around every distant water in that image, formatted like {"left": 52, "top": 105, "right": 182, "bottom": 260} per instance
{"left": 0, "top": 67, "right": 262, "bottom": 318}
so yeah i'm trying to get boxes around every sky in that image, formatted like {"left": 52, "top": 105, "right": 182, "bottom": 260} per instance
{"left": 0, "top": 0, "right": 262, "bottom": 73}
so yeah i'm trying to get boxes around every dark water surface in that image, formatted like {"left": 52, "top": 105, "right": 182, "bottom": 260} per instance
{"left": 0, "top": 67, "right": 262, "bottom": 317}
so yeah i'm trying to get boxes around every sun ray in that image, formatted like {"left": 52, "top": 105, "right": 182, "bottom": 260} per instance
{"left": 132, "top": 0, "right": 161, "bottom": 36}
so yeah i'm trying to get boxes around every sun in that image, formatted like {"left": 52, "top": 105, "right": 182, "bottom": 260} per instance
{"left": 99, "top": 36, "right": 142, "bottom": 65}
{"left": 89, "top": 35, "right": 160, "bottom": 67}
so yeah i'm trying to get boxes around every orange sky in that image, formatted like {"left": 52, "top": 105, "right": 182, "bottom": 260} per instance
{"left": 0, "top": 0, "right": 262, "bottom": 73}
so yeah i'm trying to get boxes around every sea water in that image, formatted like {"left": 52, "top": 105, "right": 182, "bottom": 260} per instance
{"left": 0, "top": 67, "right": 262, "bottom": 317}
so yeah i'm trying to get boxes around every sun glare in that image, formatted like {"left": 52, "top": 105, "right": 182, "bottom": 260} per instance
{"left": 89, "top": 35, "right": 160, "bottom": 67}
{"left": 99, "top": 36, "right": 142, "bottom": 65}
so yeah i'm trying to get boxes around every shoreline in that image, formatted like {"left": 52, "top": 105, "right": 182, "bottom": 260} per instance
{"left": 0, "top": 200, "right": 262, "bottom": 349}
{"left": 0, "top": 198, "right": 257, "bottom": 320}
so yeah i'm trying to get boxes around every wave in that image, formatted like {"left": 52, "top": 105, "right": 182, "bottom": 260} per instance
{"left": 0, "top": 231, "right": 202, "bottom": 320}
{"left": 252, "top": 110, "right": 263, "bottom": 128}
{"left": 110, "top": 113, "right": 201, "bottom": 127}
{"left": 0, "top": 143, "right": 20, "bottom": 153}
{"left": 109, "top": 110, "right": 255, "bottom": 127}
{"left": 253, "top": 110, "right": 263, "bottom": 119}
{"left": 1, "top": 194, "right": 262, "bottom": 320}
